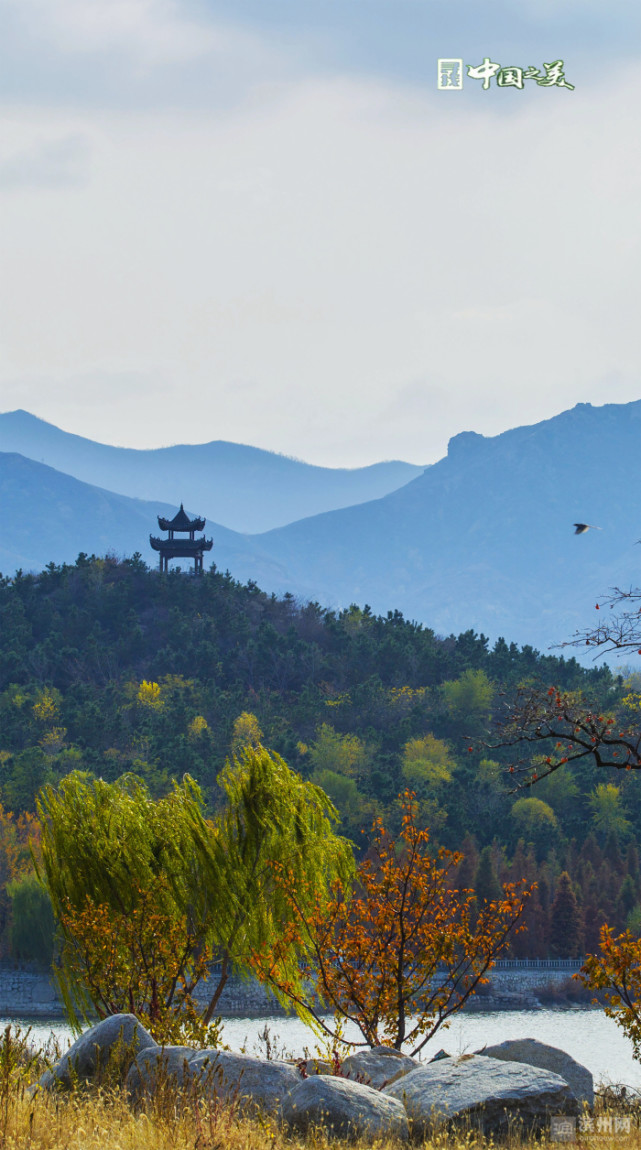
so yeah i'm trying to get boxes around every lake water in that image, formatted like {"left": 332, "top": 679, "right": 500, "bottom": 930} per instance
{"left": 4, "top": 1009, "right": 640, "bottom": 1089}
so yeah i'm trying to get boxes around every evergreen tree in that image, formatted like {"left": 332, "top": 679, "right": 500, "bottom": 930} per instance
{"left": 549, "top": 871, "right": 583, "bottom": 958}
{"left": 627, "top": 843, "right": 640, "bottom": 883}
{"left": 511, "top": 885, "right": 547, "bottom": 958}
{"left": 538, "top": 875, "right": 550, "bottom": 913}
{"left": 604, "top": 827, "right": 622, "bottom": 870}
{"left": 475, "top": 845, "right": 501, "bottom": 905}
{"left": 616, "top": 874, "right": 638, "bottom": 928}
{"left": 580, "top": 833, "right": 603, "bottom": 871}
{"left": 455, "top": 834, "right": 479, "bottom": 891}
{"left": 583, "top": 903, "right": 608, "bottom": 954}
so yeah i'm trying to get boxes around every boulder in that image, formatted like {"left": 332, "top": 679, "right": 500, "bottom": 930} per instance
{"left": 341, "top": 1047, "right": 415, "bottom": 1089}
{"left": 479, "top": 1038, "right": 593, "bottom": 1107}
{"left": 38, "top": 1014, "right": 157, "bottom": 1091}
{"left": 126, "top": 1046, "right": 199, "bottom": 1101}
{"left": 188, "top": 1049, "right": 301, "bottom": 1115}
{"left": 384, "top": 1054, "right": 578, "bottom": 1137}
{"left": 283, "top": 1074, "right": 409, "bottom": 1141}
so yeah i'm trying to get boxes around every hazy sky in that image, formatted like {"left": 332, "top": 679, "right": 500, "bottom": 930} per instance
{"left": 0, "top": 0, "right": 639, "bottom": 465}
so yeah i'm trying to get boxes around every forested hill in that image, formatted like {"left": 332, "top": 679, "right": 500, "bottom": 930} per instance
{"left": 0, "top": 552, "right": 614, "bottom": 823}
{"left": 1, "top": 555, "right": 638, "bottom": 959}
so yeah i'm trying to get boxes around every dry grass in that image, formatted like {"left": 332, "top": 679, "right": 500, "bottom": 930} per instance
{"left": 0, "top": 1027, "right": 638, "bottom": 1150}
{"left": 0, "top": 1084, "right": 408, "bottom": 1150}
{"left": 0, "top": 1086, "right": 635, "bottom": 1150}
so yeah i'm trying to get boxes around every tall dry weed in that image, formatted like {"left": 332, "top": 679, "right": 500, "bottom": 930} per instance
{"left": 0, "top": 1025, "right": 637, "bottom": 1150}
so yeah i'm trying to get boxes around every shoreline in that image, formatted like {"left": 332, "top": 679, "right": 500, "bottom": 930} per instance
{"left": 0, "top": 959, "right": 589, "bottom": 1020}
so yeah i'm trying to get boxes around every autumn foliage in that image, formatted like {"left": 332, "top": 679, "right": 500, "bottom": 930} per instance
{"left": 258, "top": 792, "right": 532, "bottom": 1054}
{"left": 54, "top": 879, "right": 215, "bottom": 1045}
{"left": 580, "top": 926, "right": 641, "bottom": 1061}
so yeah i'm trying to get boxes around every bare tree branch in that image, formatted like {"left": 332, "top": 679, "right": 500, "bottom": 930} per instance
{"left": 554, "top": 587, "right": 641, "bottom": 659}
{"left": 488, "top": 684, "right": 641, "bottom": 790}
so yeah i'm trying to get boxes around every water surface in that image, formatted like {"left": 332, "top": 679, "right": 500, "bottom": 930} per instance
{"left": 6, "top": 1009, "right": 637, "bottom": 1089}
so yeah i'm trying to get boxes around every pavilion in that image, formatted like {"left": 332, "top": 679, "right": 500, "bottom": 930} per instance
{"left": 149, "top": 504, "right": 213, "bottom": 574}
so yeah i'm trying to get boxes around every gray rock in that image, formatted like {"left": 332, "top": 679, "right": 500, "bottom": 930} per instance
{"left": 188, "top": 1049, "right": 301, "bottom": 1115}
{"left": 384, "top": 1054, "right": 578, "bottom": 1137}
{"left": 479, "top": 1038, "right": 593, "bottom": 1107}
{"left": 341, "top": 1047, "right": 415, "bottom": 1089}
{"left": 126, "top": 1046, "right": 199, "bottom": 1101}
{"left": 38, "top": 1014, "right": 157, "bottom": 1091}
{"left": 283, "top": 1074, "right": 409, "bottom": 1141}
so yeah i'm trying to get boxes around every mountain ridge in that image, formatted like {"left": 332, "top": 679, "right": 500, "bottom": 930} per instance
{"left": 0, "top": 410, "right": 423, "bottom": 534}
{"left": 0, "top": 452, "right": 277, "bottom": 579}
{"left": 4, "top": 398, "right": 641, "bottom": 657}
{"left": 238, "top": 398, "right": 641, "bottom": 651}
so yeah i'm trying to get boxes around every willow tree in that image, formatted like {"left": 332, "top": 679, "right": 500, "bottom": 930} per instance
{"left": 36, "top": 749, "right": 353, "bottom": 1041}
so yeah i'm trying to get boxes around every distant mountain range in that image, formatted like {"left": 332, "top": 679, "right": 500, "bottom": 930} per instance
{"left": 0, "top": 410, "right": 423, "bottom": 533}
{"left": 0, "top": 452, "right": 265, "bottom": 578}
{"left": 3, "top": 400, "right": 641, "bottom": 656}
{"left": 235, "top": 399, "right": 641, "bottom": 653}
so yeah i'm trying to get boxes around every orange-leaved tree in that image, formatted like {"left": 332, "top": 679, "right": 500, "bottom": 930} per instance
{"left": 256, "top": 791, "right": 532, "bottom": 1055}
{"left": 580, "top": 926, "right": 641, "bottom": 1060}
{"left": 53, "top": 877, "right": 213, "bottom": 1045}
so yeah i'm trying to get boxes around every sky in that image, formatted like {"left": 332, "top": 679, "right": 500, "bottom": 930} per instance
{"left": 0, "top": 0, "right": 639, "bottom": 466}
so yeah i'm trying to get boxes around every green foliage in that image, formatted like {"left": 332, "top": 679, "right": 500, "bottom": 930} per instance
{"left": 0, "top": 749, "right": 53, "bottom": 814}
{"left": 311, "top": 769, "right": 361, "bottom": 821}
{"left": 36, "top": 750, "right": 354, "bottom": 1035}
{"left": 7, "top": 873, "right": 54, "bottom": 964}
{"left": 202, "top": 742, "right": 354, "bottom": 1021}
{"left": 303, "top": 725, "right": 372, "bottom": 831}
{"left": 0, "top": 555, "right": 628, "bottom": 960}
{"left": 618, "top": 873, "right": 638, "bottom": 921}
{"left": 401, "top": 734, "right": 455, "bottom": 787}
{"left": 306, "top": 724, "right": 368, "bottom": 779}
{"left": 589, "top": 784, "right": 631, "bottom": 840}
{"left": 36, "top": 771, "right": 214, "bottom": 1029}
{"left": 442, "top": 668, "right": 494, "bottom": 727}
{"left": 627, "top": 904, "right": 641, "bottom": 936}
{"left": 511, "top": 797, "right": 558, "bottom": 834}
{"left": 548, "top": 871, "right": 583, "bottom": 958}
{"left": 230, "top": 712, "right": 263, "bottom": 752}
{"left": 532, "top": 766, "right": 579, "bottom": 820}
{"left": 474, "top": 846, "right": 501, "bottom": 906}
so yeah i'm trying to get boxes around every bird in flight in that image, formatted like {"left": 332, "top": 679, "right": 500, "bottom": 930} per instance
{"left": 573, "top": 523, "right": 602, "bottom": 534}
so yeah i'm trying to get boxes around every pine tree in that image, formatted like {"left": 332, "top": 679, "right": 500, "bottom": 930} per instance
{"left": 512, "top": 886, "right": 547, "bottom": 958}
{"left": 475, "top": 845, "right": 501, "bottom": 905}
{"left": 627, "top": 844, "right": 640, "bottom": 883}
{"left": 581, "top": 833, "right": 603, "bottom": 871}
{"left": 538, "top": 875, "right": 550, "bottom": 913}
{"left": 604, "top": 827, "right": 622, "bottom": 871}
{"left": 455, "top": 834, "right": 479, "bottom": 891}
{"left": 583, "top": 903, "right": 608, "bottom": 954}
{"left": 549, "top": 871, "right": 583, "bottom": 958}
{"left": 616, "top": 874, "right": 638, "bottom": 928}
